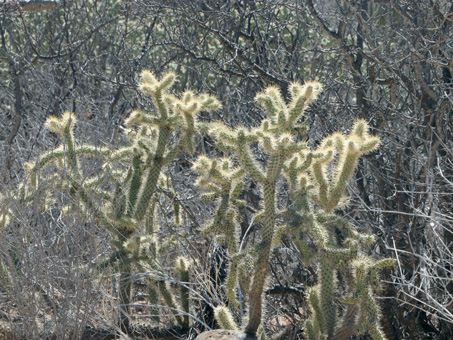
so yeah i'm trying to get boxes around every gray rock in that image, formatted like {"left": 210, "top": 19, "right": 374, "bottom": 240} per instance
{"left": 195, "top": 329, "right": 257, "bottom": 340}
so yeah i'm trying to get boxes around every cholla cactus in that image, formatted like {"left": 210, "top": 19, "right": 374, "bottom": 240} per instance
{"left": 10, "top": 70, "right": 220, "bottom": 330}
{"left": 193, "top": 80, "right": 393, "bottom": 339}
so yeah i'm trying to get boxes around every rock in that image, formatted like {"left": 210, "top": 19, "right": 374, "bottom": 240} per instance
{"left": 195, "top": 329, "right": 257, "bottom": 340}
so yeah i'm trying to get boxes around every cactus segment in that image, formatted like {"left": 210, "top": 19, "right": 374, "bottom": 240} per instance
{"left": 214, "top": 305, "right": 239, "bottom": 331}
{"left": 157, "top": 280, "right": 184, "bottom": 326}
{"left": 374, "top": 258, "right": 397, "bottom": 269}
{"left": 174, "top": 256, "right": 192, "bottom": 328}
{"left": 310, "top": 121, "right": 380, "bottom": 213}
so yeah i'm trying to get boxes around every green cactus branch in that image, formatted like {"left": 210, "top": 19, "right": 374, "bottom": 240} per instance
{"left": 310, "top": 120, "right": 379, "bottom": 213}
{"left": 245, "top": 183, "right": 277, "bottom": 334}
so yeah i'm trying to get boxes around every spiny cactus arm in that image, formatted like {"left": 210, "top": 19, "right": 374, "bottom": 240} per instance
{"left": 214, "top": 141, "right": 237, "bottom": 154}
{"left": 133, "top": 88, "right": 222, "bottom": 218}
{"left": 267, "top": 152, "right": 286, "bottom": 182}
{"left": 102, "top": 213, "right": 135, "bottom": 237}
{"left": 368, "top": 258, "right": 395, "bottom": 292}
{"left": 257, "top": 325, "right": 267, "bottom": 340}
{"left": 157, "top": 280, "right": 185, "bottom": 326}
{"left": 306, "top": 285, "right": 325, "bottom": 339}
{"left": 76, "top": 145, "right": 112, "bottom": 158}
{"left": 195, "top": 156, "right": 244, "bottom": 185}
{"left": 237, "top": 257, "right": 252, "bottom": 292}
{"left": 305, "top": 320, "right": 321, "bottom": 340}
{"left": 255, "top": 86, "right": 286, "bottom": 121}
{"left": 129, "top": 72, "right": 186, "bottom": 220}
{"left": 332, "top": 304, "right": 360, "bottom": 340}
{"left": 133, "top": 127, "right": 171, "bottom": 221}
{"left": 245, "top": 183, "right": 277, "bottom": 334}
{"left": 199, "top": 122, "right": 239, "bottom": 154}
{"left": 328, "top": 217, "right": 375, "bottom": 248}
{"left": 45, "top": 112, "right": 80, "bottom": 174}
{"left": 183, "top": 126, "right": 196, "bottom": 154}
{"left": 373, "top": 258, "right": 396, "bottom": 269}
{"left": 271, "top": 225, "right": 291, "bottom": 248}
{"left": 310, "top": 149, "right": 335, "bottom": 208}
{"left": 230, "top": 181, "right": 243, "bottom": 201}
{"left": 334, "top": 257, "right": 390, "bottom": 340}
{"left": 110, "top": 145, "right": 138, "bottom": 163}
{"left": 283, "top": 156, "right": 299, "bottom": 188}
{"left": 125, "top": 154, "right": 143, "bottom": 216}
{"left": 280, "top": 140, "right": 308, "bottom": 156}
{"left": 355, "top": 291, "right": 385, "bottom": 339}
{"left": 24, "top": 145, "right": 111, "bottom": 176}
{"left": 295, "top": 182, "right": 313, "bottom": 213}
{"left": 368, "top": 267, "right": 381, "bottom": 291}
{"left": 223, "top": 209, "right": 240, "bottom": 253}
{"left": 174, "top": 256, "right": 193, "bottom": 328}
{"left": 164, "top": 91, "right": 221, "bottom": 154}
{"left": 201, "top": 191, "right": 220, "bottom": 202}
{"left": 226, "top": 253, "right": 245, "bottom": 310}
{"left": 240, "top": 151, "right": 286, "bottom": 330}
{"left": 23, "top": 145, "right": 66, "bottom": 173}
{"left": 235, "top": 132, "right": 266, "bottom": 184}
{"left": 214, "top": 305, "right": 239, "bottom": 331}
{"left": 237, "top": 149, "right": 266, "bottom": 184}
{"left": 255, "top": 130, "right": 275, "bottom": 154}
{"left": 124, "top": 110, "right": 170, "bottom": 128}
{"left": 136, "top": 234, "right": 158, "bottom": 262}
{"left": 321, "top": 244, "right": 358, "bottom": 263}
{"left": 368, "top": 328, "right": 386, "bottom": 340}
{"left": 146, "top": 281, "right": 160, "bottom": 322}
{"left": 324, "top": 143, "right": 360, "bottom": 212}
{"left": 204, "top": 198, "right": 241, "bottom": 254}
{"left": 319, "top": 256, "right": 337, "bottom": 338}
{"left": 202, "top": 192, "right": 230, "bottom": 236}
{"left": 162, "top": 137, "right": 187, "bottom": 165}
{"left": 286, "top": 81, "right": 323, "bottom": 127}
{"left": 297, "top": 239, "right": 317, "bottom": 266}
{"left": 307, "top": 219, "right": 328, "bottom": 249}
{"left": 169, "top": 91, "right": 221, "bottom": 116}
{"left": 297, "top": 152, "right": 314, "bottom": 172}
{"left": 257, "top": 131, "right": 307, "bottom": 159}
{"left": 69, "top": 180, "right": 125, "bottom": 238}
{"left": 320, "top": 122, "right": 379, "bottom": 212}
{"left": 142, "top": 197, "right": 159, "bottom": 234}
{"left": 283, "top": 164, "right": 313, "bottom": 219}
{"left": 111, "top": 179, "right": 126, "bottom": 219}
{"left": 139, "top": 71, "right": 176, "bottom": 120}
